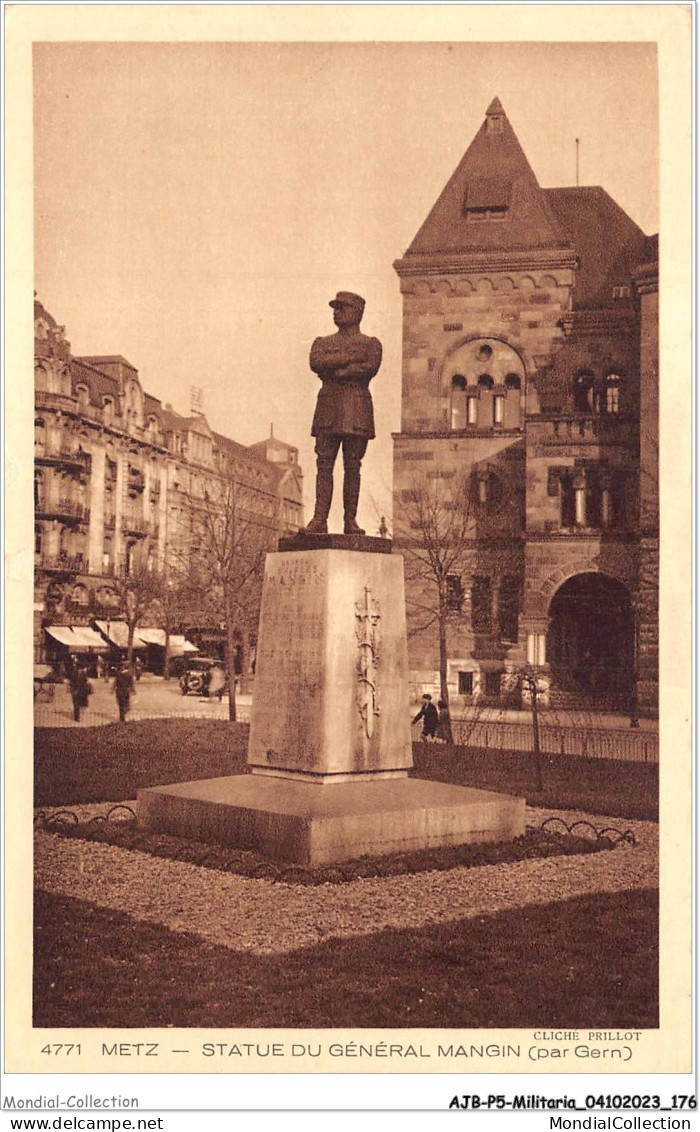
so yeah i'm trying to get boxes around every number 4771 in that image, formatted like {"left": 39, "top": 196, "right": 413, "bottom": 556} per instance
{"left": 41, "top": 1044, "right": 81, "bottom": 1055}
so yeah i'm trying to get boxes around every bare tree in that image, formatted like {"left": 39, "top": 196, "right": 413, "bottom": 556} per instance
{"left": 394, "top": 473, "right": 480, "bottom": 744}
{"left": 114, "top": 559, "right": 163, "bottom": 665}
{"left": 187, "top": 477, "right": 273, "bottom": 721}
{"left": 147, "top": 561, "right": 195, "bottom": 680}
{"left": 394, "top": 470, "right": 523, "bottom": 746}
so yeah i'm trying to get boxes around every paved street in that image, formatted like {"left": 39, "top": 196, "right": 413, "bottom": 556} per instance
{"left": 34, "top": 673, "right": 252, "bottom": 728}
{"left": 35, "top": 673, "right": 656, "bottom": 735}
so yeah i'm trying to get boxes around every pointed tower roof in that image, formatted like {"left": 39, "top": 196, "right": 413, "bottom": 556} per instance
{"left": 405, "top": 98, "right": 569, "bottom": 257}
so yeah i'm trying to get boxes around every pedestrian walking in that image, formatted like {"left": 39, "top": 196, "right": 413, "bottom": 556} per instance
{"left": 208, "top": 662, "right": 226, "bottom": 701}
{"left": 114, "top": 662, "right": 135, "bottom": 723}
{"left": 412, "top": 693, "right": 439, "bottom": 741}
{"left": 68, "top": 663, "right": 91, "bottom": 723}
{"left": 436, "top": 699, "right": 452, "bottom": 743}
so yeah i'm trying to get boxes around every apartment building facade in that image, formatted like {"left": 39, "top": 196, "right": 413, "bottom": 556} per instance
{"left": 34, "top": 299, "right": 304, "bottom": 666}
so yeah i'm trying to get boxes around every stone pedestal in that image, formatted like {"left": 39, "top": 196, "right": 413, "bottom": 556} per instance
{"left": 138, "top": 539, "right": 525, "bottom": 864}
{"left": 247, "top": 546, "right": 412, "bottom": 782}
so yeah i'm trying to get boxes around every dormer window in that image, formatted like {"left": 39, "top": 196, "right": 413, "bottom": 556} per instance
{"left": 76, "top": 383, "right": 89, "bottom": 410}
{"left": 463, "top": 176, "right": 510, "bottom": 221}
{"left": 465, "top": 205, "right": 508, "bottom": 221}
{"left": 103, "top": 396, "right": 114, "bottom": 426}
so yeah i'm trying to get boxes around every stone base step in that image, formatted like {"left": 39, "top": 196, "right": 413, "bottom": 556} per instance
{"left": 138, "top": 774, "right": 526, "bottom": 866}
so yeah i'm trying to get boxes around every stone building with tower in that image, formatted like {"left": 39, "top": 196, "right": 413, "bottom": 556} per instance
{"left": 34, "top": 299, "right": 304, "bottom": 668}
{"left": 392, "top": 98, "right": 658, "bottom": 715}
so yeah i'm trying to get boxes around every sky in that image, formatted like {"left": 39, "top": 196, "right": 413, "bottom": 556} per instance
{"left": 34, "top": 41, "right": 658, "bottom": 532}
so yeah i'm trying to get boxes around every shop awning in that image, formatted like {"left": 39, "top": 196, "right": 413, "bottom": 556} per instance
{"left": 92, "top": 621, "right": 196, "bottom": 652}
{"left": 70, "top": 626, "right": 109, "bottom": 650}
{"left": 45, "top": 626, "right": 77, "bottom": 647}
{"left": 93, "top": 621, "right": 145, "bottom": 650}
{"left": 135, "top": 627, "right": 166, "bottom": 646}
{"left": 130, "top": 627, "right": 199, "bottom": 655}
{"left": 168, "top": 635, "right": 199, "bottom": 656}
{"left": 45, "top": 625, "right": 108, "bottom": 651}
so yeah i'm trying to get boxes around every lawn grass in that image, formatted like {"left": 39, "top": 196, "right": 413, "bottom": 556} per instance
{"left": 35, "top": 719, "right": 658, "bottom": 819}
{"left": 34, "top": 720, "right": 249, "bottom": 805}
{"left": 40, "top": 820, "right": 613, "bottom": 884}
{"left": 34, "top": 887, "right": 658, "bottom": 1029}
{"left": 411, "top": 743, "right": 658, "bottom": 820}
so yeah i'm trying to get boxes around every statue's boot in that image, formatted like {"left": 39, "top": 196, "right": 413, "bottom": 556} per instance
{"left": 305, "top": 468, "right": 333, "bottom": 535}
{"left": 343, "top": 467, "right": 365, "bottom": 536}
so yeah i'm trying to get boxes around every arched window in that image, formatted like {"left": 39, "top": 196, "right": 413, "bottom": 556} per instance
{"left": 444, "top": 339, "right": 524, "bottom": 429}
{"left": 574, "top": 371, "right": 595, "bottom": 413}
{"left": 34, "top": 363, "right": 50, "bottom": 391}
{"left": 560, "top": 472, "right": 576, "bottom": 527}
{"left": 35, "top": 419, "right": 46, "bottom": 451}
{"left": 450, "top": 374, "right": 467, "bottom": 430}
{"left": 605, "top": 374, "right": 622, "bottom": 414}
{"left": 125, "top": 540, "right": 137, "bottom": 576}
{"left": 75, "top": 383, "right": 89, "bottom": 411}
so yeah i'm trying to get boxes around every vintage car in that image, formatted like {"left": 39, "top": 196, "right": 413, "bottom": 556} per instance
{"left": 179, "top": 656, "right": 224, "bottom": 696}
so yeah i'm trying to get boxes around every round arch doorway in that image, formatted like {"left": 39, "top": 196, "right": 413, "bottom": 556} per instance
{"left": 547, "top": 573, "right": 634, "bottom": 700}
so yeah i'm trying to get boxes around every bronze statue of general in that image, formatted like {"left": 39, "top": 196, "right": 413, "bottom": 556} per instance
{"left": 305, "top": 291, "right": 382, "bottom": 536}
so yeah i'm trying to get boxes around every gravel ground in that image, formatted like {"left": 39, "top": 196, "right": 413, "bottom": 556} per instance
{"left": 34, "top": 804, "right": 657, "bottom": 957}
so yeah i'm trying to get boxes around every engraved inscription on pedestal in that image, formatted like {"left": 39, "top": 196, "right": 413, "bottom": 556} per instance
{"left": 247, "top": 549, "right": 413, "bottom": 780}
{"left": 355, "top": 586, "right": 380, "bottom": 738}
{"left": 248, "top": 555, "right": 326, "bottom": 768}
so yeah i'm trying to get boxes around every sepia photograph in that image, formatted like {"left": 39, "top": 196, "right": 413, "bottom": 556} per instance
{"left": 3, "top": 3, "right": 693, "bottom": 1094}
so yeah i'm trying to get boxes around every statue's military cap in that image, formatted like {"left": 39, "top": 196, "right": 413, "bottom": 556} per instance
{"left": 329, "top": 291, "right": 365, "bottom": 312}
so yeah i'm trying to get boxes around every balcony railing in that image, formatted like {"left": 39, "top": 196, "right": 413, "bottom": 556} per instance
{"left": 35, "top": 390, "right": 77, "bottom": 412}
{"left": 94, "top": 602, "right": 122, "bottom": 618}
{"left": 36, "top": 499, "right": 90, "bottom": 523}
{"left": 64, "top": 600, "right": 92, "bottom": 617}
{"left": 528, "top": 414, "right": 635, "bottom": 448}
{"left": 38, "top": 554, "right": 87, "bottom": 574}
{"left": 122, "top": 514, "right": 149, "bottom": 536}
{"left": 35, "top": 444, "right": 91, "bottom": 469}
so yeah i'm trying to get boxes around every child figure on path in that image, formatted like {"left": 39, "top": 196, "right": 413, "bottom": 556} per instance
{"left": 114, "top": 662, "right": 135, "bottom": 723}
